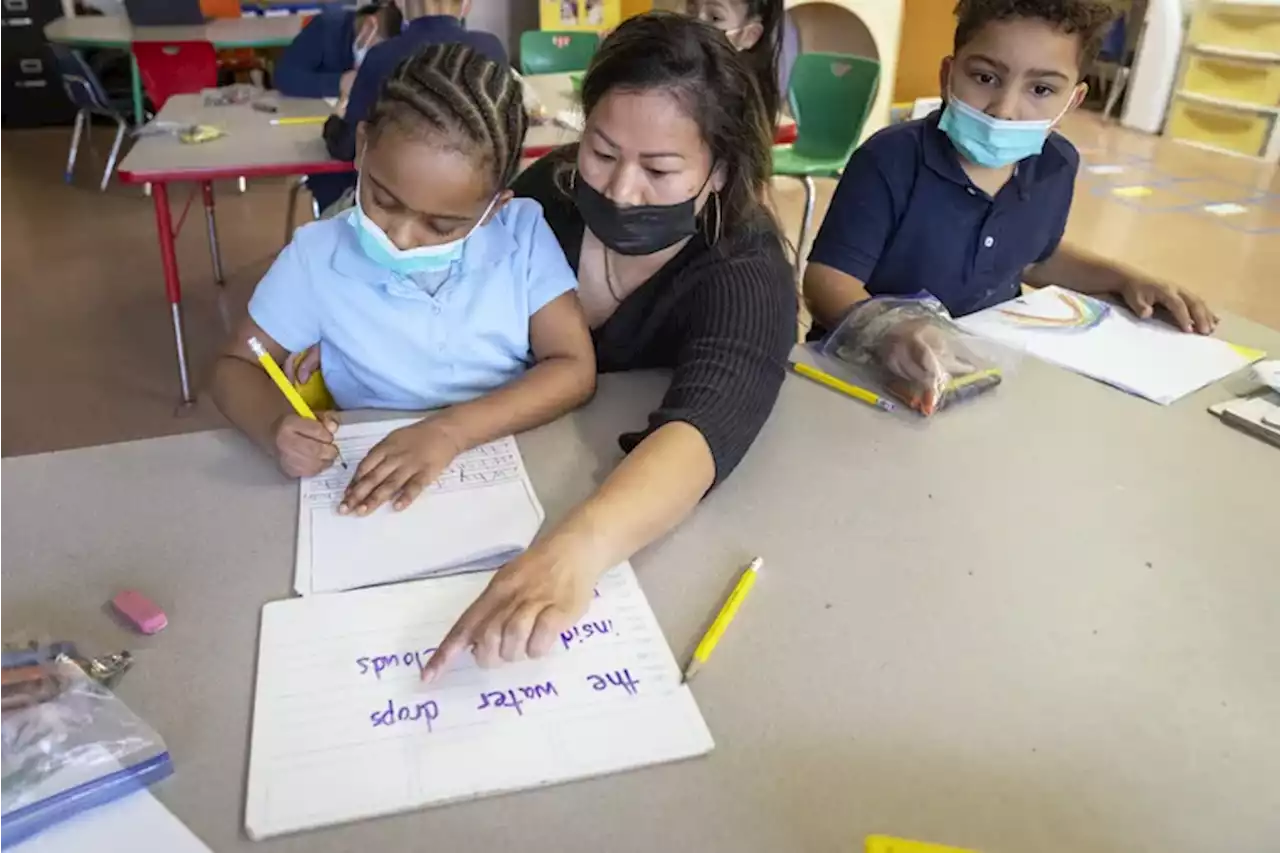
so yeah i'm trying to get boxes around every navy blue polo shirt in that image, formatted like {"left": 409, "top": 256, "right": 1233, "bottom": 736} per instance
{"left": 808, "top": 110, "right": 1079, "bottom": 319}
{"left": 324, "top": 16, "right": 508, "bottom": 164}
{"left": 275, "top": 7, "right": 357, "bottom": 99}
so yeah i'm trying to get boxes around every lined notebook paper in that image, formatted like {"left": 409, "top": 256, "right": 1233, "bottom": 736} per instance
{"left": 246, "top": 562, "right": 713, "bottom": 839}
{"left": 296, "top": 419, "right": 545, "bottom": 595}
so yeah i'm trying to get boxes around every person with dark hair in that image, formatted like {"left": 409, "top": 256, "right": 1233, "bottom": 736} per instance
{"left": 804, "top": 0, "right": 1215, "bottom": 362}
{"left": 418, "top": 12, "right": 796, "bottom": 679}
{"left": 685, "top": 0, "right": 787, "bottom": 121}
{"left": 211, "top": 44, "right": 594, "bottom": 512}
{"left": 275, "top": 3, "right": 402, "bottom": 100}
{"left": 318, "top": 0, "right": 507, "bottom": 210}
{"left": 277, "top": 3, "right": 403, "bottom": 213}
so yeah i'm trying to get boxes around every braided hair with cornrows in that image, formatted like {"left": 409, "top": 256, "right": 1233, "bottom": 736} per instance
{"left": 365, "top": 43, "right": 528, "bottom": 192}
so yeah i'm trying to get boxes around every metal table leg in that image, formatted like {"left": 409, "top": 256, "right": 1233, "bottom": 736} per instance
{"left": 201, "top": 181, "right": 225, "bottom": 286}
{"left": 150, "top": 183, "right": 193, "bottom": 404}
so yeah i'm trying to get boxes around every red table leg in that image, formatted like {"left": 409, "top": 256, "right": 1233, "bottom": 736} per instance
{"left": 200, "top": 180, "right": 225, "bottom": 286}
{"left": 151, "top": 182, "right": 193, "bottom": 404}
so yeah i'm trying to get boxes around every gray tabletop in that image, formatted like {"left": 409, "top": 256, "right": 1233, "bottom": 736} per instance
{"left": 519, "top": 72, "right": 797, "bottom": 154}
{"left": 118, "top": 94, "right": 340, "bottom": 180}
{"left": 45, "top": 16, "right": 303, "bottom": 49}
{"left": 4, "top": 317, "right": 1279, "bottom": 853}
{"left": 522, "top": 73, "right": 586, "bottom": 155}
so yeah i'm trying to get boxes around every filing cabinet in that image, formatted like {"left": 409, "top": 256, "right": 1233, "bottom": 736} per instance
{"left": 2, "top": 0, "right": 77, "bottom": 127}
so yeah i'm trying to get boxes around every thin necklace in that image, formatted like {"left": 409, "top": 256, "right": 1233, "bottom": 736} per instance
{"left": 603, "top": 248, "right": 624, "bottom": 303}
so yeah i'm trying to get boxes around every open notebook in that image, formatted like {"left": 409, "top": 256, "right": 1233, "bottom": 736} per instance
{"left": 296, "top": 419, "right": 545, "bottom": 595}
{"left": 246, "top": 562, "right": 714, "bottom": 839}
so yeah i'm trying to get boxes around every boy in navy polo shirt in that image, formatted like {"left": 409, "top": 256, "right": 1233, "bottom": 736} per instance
{"left": 803, "top": 0, "right": 1216, "bottom": 340}
{"left": 275, "top": 4, "right": 400, "bottom": 100}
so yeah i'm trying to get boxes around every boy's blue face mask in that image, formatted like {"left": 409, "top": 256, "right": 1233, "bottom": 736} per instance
{"left": 350, "top": 171, "right": 497, "bottom": 275}
{"left": 939, "top": 87, "right": 1074, "bottom": 169}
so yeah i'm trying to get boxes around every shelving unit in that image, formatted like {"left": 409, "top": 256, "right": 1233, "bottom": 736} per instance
{"left": 1168, "top": 0, "right": 1280, "bottom": 161}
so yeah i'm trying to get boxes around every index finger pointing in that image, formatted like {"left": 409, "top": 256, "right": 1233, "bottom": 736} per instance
{"left": 421, "top": 600, "right": 490, "bottom": 683}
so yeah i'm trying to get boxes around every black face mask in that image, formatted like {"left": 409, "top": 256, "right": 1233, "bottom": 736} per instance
{"left": 573, "top": 171, "right": 712, "bottom": 256}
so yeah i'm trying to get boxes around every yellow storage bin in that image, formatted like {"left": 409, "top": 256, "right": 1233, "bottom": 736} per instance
{"left": 1189, "top": 5, "right": 1280, "bottom": 54}
{"left": 1184, "top": 53, "right": 1280, "bottom": 107}
{"left": 1167, "top": 96, "right": 1274, "bottom": 156}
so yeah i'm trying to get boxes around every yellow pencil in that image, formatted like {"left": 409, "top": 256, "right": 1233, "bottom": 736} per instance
{"left": 270, "top": 116, "right": 328, "bottom": 126}
{"left": 683, "top": 557, "right": 762, "bottom": 683}
{"left": 792, "top": 361, "right": 897, "bottom": 412}
{"left": 247, "top": 336, "right": 347, "bottom": 470}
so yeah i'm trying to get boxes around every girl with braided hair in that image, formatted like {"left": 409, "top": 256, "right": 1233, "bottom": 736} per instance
{"left": 211, "top": 43, "right": 595, "bottom": 514}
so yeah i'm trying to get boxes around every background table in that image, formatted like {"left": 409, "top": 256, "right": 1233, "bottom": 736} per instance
{"left": 5, "top": 318, "right": 1279, "bottom": 853}
{"left": 44, "top": 15, "right": 305, "bottom": 124}
{"left": 117, "top": 93, "right": 350, "bottom": 405}
{"left": 521, "top": 72, "right": 799, "bottom": 160}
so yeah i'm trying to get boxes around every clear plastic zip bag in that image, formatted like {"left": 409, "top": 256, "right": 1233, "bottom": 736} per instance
{"left": 820, "top": 294, "right": 1017, "bottom": 416}
{"left": 2, "top": 657, "right": 172, "bottom": 847}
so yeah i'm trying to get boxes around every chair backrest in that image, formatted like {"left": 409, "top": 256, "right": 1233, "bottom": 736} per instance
{"left": 788, "top": 52, "right": 880, "bottom": 162}
{"left": 519, "top": 31, "right": 599, "bottom": 75}
{"left": 48, "top": 42, "right": 114, "bottom": 112}
{"left": 132, "top": 41, "right": 219, "bottom": 111}
{"left": 200, "top": 0, "right": 242, "bottom": 18}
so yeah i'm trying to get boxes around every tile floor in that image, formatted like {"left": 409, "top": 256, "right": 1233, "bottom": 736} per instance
{"left": 2, "top": 111, "right": 1277, "bottom": 457}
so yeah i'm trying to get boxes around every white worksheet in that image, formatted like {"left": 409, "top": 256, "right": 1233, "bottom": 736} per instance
{"left": 295, "top": 419, "right": 545, "bottom": 595}
{"left": 245, "top": 562, "right": 713, "bottom": 839}
{"left": 958, "top": 286, "right": 1264, "bottom": 404}
{"left": 17, "top": 789, "right": 211, "bottom": 853}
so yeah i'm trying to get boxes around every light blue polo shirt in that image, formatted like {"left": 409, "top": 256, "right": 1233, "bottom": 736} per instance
{"left": 248, "top": 198, "right": 577, "bottom": 410}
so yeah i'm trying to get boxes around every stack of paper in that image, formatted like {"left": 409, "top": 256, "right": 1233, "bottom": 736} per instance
{"left": 296, "top": 420, "right": 545, "bottom": 595}
{"left": 246, "top": 562, "right": 714, "bottom": 839}
{"left": 957, "top": 286, "right": 1264, "bottom": 404}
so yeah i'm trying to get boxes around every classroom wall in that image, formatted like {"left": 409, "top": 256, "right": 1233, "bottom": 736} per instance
{"left": 892, "top": 0, "right": 953, "bottom": 102}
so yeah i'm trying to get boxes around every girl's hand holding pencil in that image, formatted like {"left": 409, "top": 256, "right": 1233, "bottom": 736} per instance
{"left": 273, "top": 413, "right": 340, "bottom": 478}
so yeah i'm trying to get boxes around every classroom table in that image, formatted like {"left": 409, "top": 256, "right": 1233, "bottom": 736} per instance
{"left": 115, "top": 93, "right": 349, "bottom": 405}
{"left": 5, "top": 320, "right": 1279, "bottom": 853}
{"left": 44, "top": 15, "right": 305, "bottom": 125}
{"left": 520, "top": 72, "right": 799, "bottom": 159}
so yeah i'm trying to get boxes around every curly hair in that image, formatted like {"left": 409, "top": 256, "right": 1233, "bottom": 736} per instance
{"left": 953, "top": 0, "right": 1116, "bottom": 73}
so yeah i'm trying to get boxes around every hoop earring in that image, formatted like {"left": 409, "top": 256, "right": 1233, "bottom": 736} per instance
{"left": 702, "top": 190, "right": 722, "bottom": 246}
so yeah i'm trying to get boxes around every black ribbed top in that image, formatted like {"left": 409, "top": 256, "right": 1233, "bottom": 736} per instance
{"left": 514, "top": 152, "right": 797, "bottom": 486}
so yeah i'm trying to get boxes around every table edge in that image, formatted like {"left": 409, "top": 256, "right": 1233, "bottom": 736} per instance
{"left": 118, "top": 160, "right": 354, "bottom": 183}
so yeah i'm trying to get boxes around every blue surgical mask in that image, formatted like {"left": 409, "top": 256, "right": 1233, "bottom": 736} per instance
{"left": 351, "top": 171, "right": 497, "bottom": 275}
{"left": 939, "top": 88, "right": 1071, "bottom": 168}
{"left": 353, "top": 43, "right": 370, "bottom": 68}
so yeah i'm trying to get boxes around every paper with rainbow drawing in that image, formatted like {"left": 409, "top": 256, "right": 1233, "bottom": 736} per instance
{"left": 957, "top": 286, "right": 1265, "bottom": 405}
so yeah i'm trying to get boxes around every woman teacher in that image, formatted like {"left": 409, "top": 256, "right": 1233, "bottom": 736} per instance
{"left": 422, "top": 12, "right": 796, "bottom": 677}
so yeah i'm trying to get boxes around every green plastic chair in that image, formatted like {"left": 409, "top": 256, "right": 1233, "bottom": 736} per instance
{"left": 519, "top": 31, "right": 600, "bottom": 75}
{"left": 772, "top": 52, "right": 881, "bottom": 275}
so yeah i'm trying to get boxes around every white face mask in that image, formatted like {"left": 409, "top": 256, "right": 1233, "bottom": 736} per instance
{"left": 353, "top": 43, "right": 371, "bottom": 68}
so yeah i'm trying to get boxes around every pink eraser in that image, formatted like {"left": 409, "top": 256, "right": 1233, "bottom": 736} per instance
{"left": 111, "top": 590, "right": 168, "bottom": 634}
